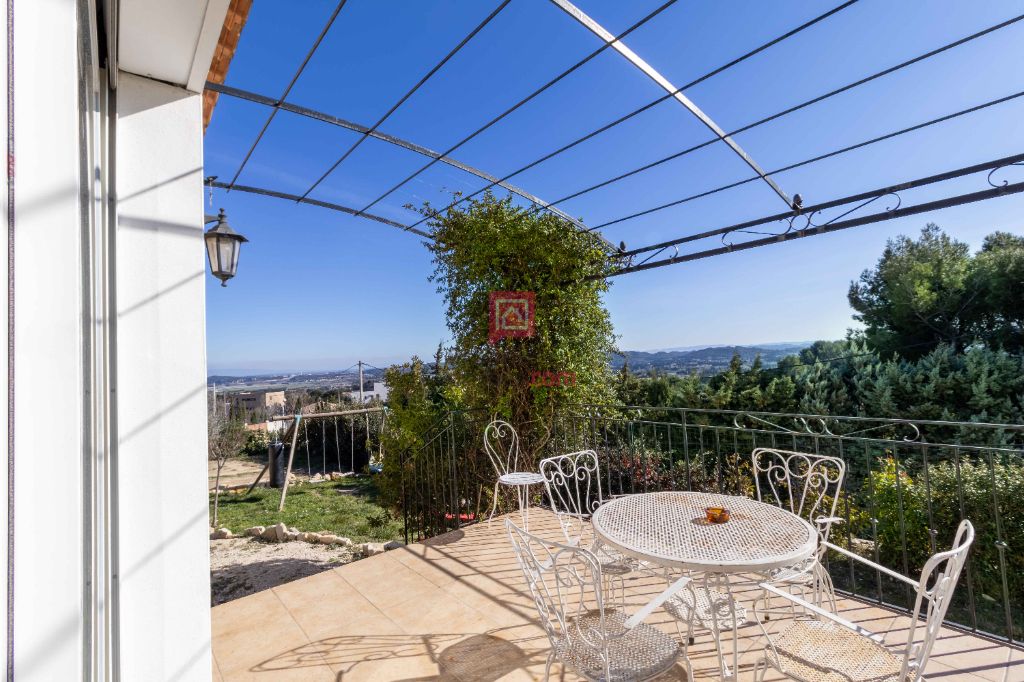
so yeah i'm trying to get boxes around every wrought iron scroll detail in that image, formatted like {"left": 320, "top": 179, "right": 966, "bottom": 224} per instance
{"left": 987, "top": 161, "right": 1024, "bottom": 189}
{"left": 733, "top": 412, "right": 922, "bottom": 442}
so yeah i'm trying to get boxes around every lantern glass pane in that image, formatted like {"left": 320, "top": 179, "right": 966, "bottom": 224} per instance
{"left": 205, "top": 233, "right": 220, "bottom": 274}
{"left": 217, "top": 237, "right": 236, "bottom": 276}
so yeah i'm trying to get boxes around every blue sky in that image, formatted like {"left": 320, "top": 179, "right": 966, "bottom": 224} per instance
{"left": 203, "top": 0, "right": 1024, "bottom": 374}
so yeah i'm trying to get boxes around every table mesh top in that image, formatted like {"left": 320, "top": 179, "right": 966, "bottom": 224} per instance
{"left": 592, "top": 491, "right": 815, "bottom": 572}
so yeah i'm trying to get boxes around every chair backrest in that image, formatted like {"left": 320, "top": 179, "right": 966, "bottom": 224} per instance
{"left": 484, "top": 419, "right": 520, "bottom": 476}
{"left": 900, "top": 519, "right": 975, "bottom": 682}
{"left": 539, "top": 450, "right": 603, "bottom": 544}
{"left": 752, "top": 447, "right": 845, "bottom": 544}
{"left": 505, "top": 519, "right": 611, "bottom": 676}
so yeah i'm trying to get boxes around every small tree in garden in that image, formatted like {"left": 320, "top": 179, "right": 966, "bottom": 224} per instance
{"left": 421, "top": 192, "right": 619, "bottom": 459}
{"left": 208, "top": 401, "right": 247, "bottom": 527}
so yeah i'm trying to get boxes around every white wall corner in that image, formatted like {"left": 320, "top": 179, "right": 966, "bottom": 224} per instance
{"left": 187, "top": 0, "right": 230, "bottom": 93}
{"left": 115, "top": 71, "right": 211, "bottom": 681}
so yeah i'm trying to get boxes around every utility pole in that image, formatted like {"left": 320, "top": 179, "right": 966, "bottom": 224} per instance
{"left": 358, "top": 361, "right": 365, "bottom": 403}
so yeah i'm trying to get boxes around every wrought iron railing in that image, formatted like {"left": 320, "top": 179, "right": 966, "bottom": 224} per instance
{"left": 398, "top": 405, "right": 1023, "bottom": 647}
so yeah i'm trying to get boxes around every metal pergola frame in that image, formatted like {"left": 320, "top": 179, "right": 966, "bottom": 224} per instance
{"left": 203, "top": 0, "right": 1024, "bottom": 278}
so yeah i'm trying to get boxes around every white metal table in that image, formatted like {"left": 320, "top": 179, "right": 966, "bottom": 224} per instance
{"left": 592, "top": 491, "right": 816, "bottom": 680}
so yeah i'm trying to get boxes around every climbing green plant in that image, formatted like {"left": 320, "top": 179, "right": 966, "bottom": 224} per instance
{"left": 421, "top": 192, "right": 618, "bottom": 461}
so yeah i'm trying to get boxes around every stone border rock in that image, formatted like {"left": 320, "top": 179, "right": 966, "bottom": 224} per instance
{"left": 213, "top": 471, "right": 356, "bottom": 493}
{"left": 210, "top": 522, "right": 405, "bottom": 557}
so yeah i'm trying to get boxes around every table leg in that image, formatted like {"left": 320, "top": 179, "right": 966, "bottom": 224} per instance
{"left": 705, "top": 572, "right": 740, "bottom": 681}
{"left": 518, "top": 484, "right": 530, "bottom": 531}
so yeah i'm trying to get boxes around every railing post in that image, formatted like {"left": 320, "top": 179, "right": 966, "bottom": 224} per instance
{"left": 401, "top": 445, "right": 410, "bottom": 545}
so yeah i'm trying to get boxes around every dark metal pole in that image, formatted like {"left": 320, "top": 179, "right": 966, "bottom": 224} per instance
{"left": 621, "top": 152, "right": 1024, "bottom": 258}
{"left": 605, "top": 181, "right": 1024, "bottom": 278}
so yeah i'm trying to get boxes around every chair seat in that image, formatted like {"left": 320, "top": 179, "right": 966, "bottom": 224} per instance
{"left": 769, "top": 617, "right": 907, "bottom": 682}
{"left": 498, "top": 471, "right": 546, "bottom": 486}
{"left": 600, "top": 559, "right": 636, "bottom": 576}
{"left": 664, "top": 584, "right": 749, "bottom": 631}
{"left": 589, "top": 540, "right": 640, "bottom": 575}
{"left": 763, "top": 556, "right": 818, "bottom": 584}
{"left": 556, "top": 609, "right": 680, "bottom": 682}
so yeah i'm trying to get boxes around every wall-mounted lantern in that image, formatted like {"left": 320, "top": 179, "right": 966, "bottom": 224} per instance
{"left": 204, "top": 208, "right": 247, "bottom": 287}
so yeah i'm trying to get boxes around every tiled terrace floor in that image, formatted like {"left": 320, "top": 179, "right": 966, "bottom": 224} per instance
{"left": 212, "top": 510, "right": 1022, "bottom": 681}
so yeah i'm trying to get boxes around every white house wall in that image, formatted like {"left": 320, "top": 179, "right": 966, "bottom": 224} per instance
{"left": 4, "top": 0, "right": 223, "bottom": 678}
{"left": 10, "top": 0, "right": 86, "bottom": 679}
{"left": 115, "top": 71, "right": 211, "bottom": 681}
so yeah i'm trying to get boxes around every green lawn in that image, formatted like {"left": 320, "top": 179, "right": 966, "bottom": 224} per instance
{"left": 210, "top": 475, "right": 404, "bottom": 543}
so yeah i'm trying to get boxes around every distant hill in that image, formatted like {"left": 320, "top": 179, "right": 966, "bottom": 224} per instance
{"left": 611, "top": 343, "right": 812, "bottom": 376}
{"left": 207, "top": 367, "right": 384, "bottom": 393}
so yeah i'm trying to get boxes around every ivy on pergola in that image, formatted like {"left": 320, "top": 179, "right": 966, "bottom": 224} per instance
{"left": 205, "top": 0, "right": 1024, "bottom": 277}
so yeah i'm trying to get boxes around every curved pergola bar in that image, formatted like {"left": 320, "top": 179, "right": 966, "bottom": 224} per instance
{"left": 549, "top": 0, "right": 796, "bottom": 210}
{"left": 205, "top": 82, "right": 588, "bottom": 232}
{"left": 208, "top": 179, "right": 433, "bottom": 239}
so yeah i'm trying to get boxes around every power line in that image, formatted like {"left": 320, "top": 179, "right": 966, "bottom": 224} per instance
{"left": 592, "top": 89, "right": 1024, "bottom": 231}
{"left": 407, "top": 0, "right": 856, "bottom": 228}
{"left": 227, "top": 1, "right": 348, "bottom": 189}
{"left": 353, "top": 0, "right": 681, "bottom": 217}
{"left": 298, "top": 0, "right": 513, "bottom": 201}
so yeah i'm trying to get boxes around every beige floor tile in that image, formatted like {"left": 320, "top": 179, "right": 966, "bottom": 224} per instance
{"left": 213, "top": 589, "right": 291, "bottom": 639}
{"left": 311, "top": 632, "right": 458, "bottom": 678}
{"left": 221, "top": 662, "right": 338, "bottom": 681}
{"left": 435, "top": 632, "right": 540, "bottom": 682}
{"left": 921, "top": 659, "right": 997, "bottom": 682}
{"left": 384, "top": 591, "right": 499, "bottom": 636}
{"left": 274, "top": 567, "right": 402, "bottom": 641}
{"left": 331, "top": 650, "right": 453, "bottom": 681}
{"left": 213, "top": 590, "right": 323, "bottom": 677}
{"left": 338, "top": 552, "right": 443, "bottom": 610}
{"left": 391, "top": 545, "right": 471, "bottom": 587}
{"left": 922, "top": 629, "right": 1023, "bottom": 682}
{"left": 442, "top": 574, "right": 535, "bottom": 628}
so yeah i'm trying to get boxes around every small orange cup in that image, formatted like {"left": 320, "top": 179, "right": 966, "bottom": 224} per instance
{"left": 705, "top": 507, "right": 730, "bottom": 523}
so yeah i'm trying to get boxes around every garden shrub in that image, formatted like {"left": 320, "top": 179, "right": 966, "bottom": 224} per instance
{"left": 868, "top": 456, "right": 1024, "bottom": 631}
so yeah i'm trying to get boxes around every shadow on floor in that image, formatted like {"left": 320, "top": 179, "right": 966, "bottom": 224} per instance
{"left": 211, "top": 557, "right": 339, "bottom": 606}
{"left": 253, "top": 631, "right": 539, "bottom": 681}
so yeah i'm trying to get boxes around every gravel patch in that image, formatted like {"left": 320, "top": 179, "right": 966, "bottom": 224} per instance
{"left": 210, "top": 536, "right": 358, "bottom": 606}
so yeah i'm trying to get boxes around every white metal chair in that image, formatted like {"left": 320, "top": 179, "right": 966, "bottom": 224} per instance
{"left": 485, "top": 419, "right": 545, "bottom": 530}
{"left": 752, "top": 519, "right": 975, "bottom": 682}
{"left": 540, "top": 451, "right": 638, "bottom": 601}
{"left": 505, "top": 519, "right": 683, "bottom": 682}
{"left": 539, "top": 450, "right": 603, "bottom": 544}
{"left": 752, "top": 447, "right": 846, "bottom": 612}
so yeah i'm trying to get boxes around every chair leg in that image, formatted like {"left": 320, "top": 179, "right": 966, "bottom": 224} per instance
{"left": 487, "top": 481, "right": 500, "bottom": 525}
{"left": 754, "top": 657, "right": 768, "bottom": 682}
{"left": 518, "top": 484, "right": 530, "bottom": 531}
{"left": 816, "top": 563, "right": 838, "bottom": 613}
